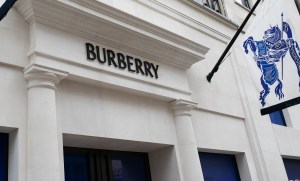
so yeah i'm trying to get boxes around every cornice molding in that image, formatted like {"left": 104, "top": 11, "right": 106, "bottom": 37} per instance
{"left": 170, "top": 99, "right": 198, "bottom": 116}
{"left": 72, "top": 0, "right": 210, "bottom": 55}
{"left": 14, "top": 0, "right": 209, "bottom": 70}
{"left": 24, "top": 64, "right": 68, "bottom": 89}
{"left": 26, "top": 50, "right": 192, "bottom": 100}
{"left": 134, "top": 0, "right": 232, "bottom": 43}
{"left": 14, "top": 0, "right": 34, "bottom": 23}
{"left": 184, "top": 0, "right": 239, "bottom": 29}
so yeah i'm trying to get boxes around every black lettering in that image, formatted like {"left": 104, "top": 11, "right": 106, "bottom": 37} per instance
{"left": 151, "top": 63, "right": 159, "bottom": 79}
{"left": 103, "top": 48, "right": 107, "bottom": 62}
{"left": 96, "top": 46, "right": 105, "bottom": 63}
{"left": 134, "top": 58, "right": 145, "bottom": 75}
{"left": 86, "top": 43, "right": 96, "bottom": 60}
{"left": 126, "top": 56, "right": 135, "bottom": 73}
{"left": 107, "top": 49, "right": 118, "bottom": 67}
{"left": 144, "top": 61, "right": 154, "bottom": 77}
{"left": 117, "top": 53, "right": 127, "bottom": 69}
{"left": 86, "top": 43, "right": 158, "bottom": 79}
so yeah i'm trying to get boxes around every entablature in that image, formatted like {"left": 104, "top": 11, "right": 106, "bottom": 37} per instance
{"left": 15, "top": 0, "right": 209, "bottom": 70}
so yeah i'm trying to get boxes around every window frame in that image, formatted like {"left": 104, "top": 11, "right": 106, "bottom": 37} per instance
{"left": 192, "top": 0, "right": 227, "bottom": 16}
{"left": 236, "top": 0, "right": 251, "bottom": 9}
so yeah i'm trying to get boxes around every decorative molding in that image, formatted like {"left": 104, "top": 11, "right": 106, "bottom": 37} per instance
{"left": 15, "top": 0, "right": 209, "bottom": 70}
{"left": 183, "top": 0, "right": 239, "bottom": 29}
{"left": 135, "top": 0, "right": 233, "bottom": 42}
{"left": 73, "top": 0, "right": 210, "bottom": 55}
{"left": 230, "top": 49, "right": 269, "bottom": 180}
{"left": 14, "top": 0, "right": 35, "bottom": 23}
{"left": 24, "top": 64, "right": 68, "bottom": 89}
{"left": 27, "top": 50, "right": 193, "bottom": 100}
{"left": 0, "top": 60, "right": 25, "bottom": 70}
{"left": 234, "top": 1, "right": 251, "bottom": 12}
{"left": 170, "top": 99, "right": 198, "bottom": 116}
{"left": 195, "top": 106, "right": 245, "bottom": 119}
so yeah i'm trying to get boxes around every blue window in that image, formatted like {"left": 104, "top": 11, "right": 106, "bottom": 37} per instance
{"left": 269, "top": 110, "right": 286, "bottom": 126}
{"left": 199, "top": 152, "right": 241, "bottom": 181}
{"left": 0, "top": 133, "right": 8, "bottom": 181}
{"left": 283, "top": 158, "right": 300, "bottom": 180}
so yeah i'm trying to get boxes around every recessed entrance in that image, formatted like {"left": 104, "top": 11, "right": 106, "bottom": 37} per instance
{"left": 64, "top": 147, "right": 152, "bottom": 181}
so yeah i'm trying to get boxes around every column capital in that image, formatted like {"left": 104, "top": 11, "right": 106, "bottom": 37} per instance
{"left": 170, "top": 99, "right": 198, "bottom": 116}
{"left": 24, "top": 64, "right": 68, "bottom": 89}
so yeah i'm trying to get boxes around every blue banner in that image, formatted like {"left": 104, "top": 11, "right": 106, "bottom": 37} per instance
{"left": 242, "top": 0, "right": 300, "bottom": 114}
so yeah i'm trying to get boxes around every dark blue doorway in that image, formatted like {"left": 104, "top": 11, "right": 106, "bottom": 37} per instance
{"left": 64, "top": 147, "right": 151, "bottom": 181}
{"left": 0, "top": 133, "right": 8, "bottom": 181}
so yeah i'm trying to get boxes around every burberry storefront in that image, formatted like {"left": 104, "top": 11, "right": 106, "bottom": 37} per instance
{"left": 4, "top": 0, "right": 300, "bottom": 181}
{"left": 0, "top": 0, "right": 212, "bottom": 180}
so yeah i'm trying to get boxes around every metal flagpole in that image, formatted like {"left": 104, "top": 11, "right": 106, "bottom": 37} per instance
{"left": 0, "top": 0, "right": 17, "bottom": 21}
{"left": 206, "top": 0, "right": 262, "bottom": 83}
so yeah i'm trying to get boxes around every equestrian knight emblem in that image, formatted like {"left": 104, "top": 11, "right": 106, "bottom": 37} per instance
{"left": 243, "top": 13, "right": 300, "bottom": 107}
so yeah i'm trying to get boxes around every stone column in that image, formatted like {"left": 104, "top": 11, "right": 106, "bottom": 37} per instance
{"left": 24, "top": 64, "right": 68, "bottom": 181}
{"left": 171, "top": 99, "right": 204, "bottom": 181}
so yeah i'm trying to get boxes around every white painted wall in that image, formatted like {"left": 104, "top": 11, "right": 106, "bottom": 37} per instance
{"left": 30, "top": 22, "right": 192, "bottom": 100}
{"left": 0, "top": 65, "right": 28, "bottom": 181}
{"left": 192, "top": 109, "right": 259, "bottom": 180}
{"left": 0, "top": 9, "right": 29, "bottom": 67}
{"left": 57, "top": 80, "right": 177, "bottom": 145}
{"left": 149, "top": 146, "right": 182, "bottom": 181}
{"left": 273, "top": 125, "right": 300, "bottom": 158}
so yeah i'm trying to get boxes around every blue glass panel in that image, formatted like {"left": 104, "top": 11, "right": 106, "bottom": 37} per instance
{"left": 199, "top": 152, "right": 241, "bottom": 181}
{"left": 269, "top": 110, "right": 286, "bottom": 126}
{"left": 0, "top": 134, "right": 8, "bottom": 181}
{"left": 283, "top": 158, "right": 300, "bottom": 180}
{"left": 110, "top": 153, "right": 148, "bottom": 181}
{"left": 64, "top": 150, "right": 90, "bottom": 181}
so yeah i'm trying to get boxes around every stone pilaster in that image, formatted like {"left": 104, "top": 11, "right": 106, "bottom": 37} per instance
{"left": 24, "top": 64, "right": 68, "bottom": 181}
{"left": 171, "top": 99, "right": 204, "bottom": 181}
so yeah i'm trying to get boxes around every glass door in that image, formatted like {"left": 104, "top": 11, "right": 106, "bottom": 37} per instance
{"left": 64, "top": 147, "right": 152, "bottom": 181}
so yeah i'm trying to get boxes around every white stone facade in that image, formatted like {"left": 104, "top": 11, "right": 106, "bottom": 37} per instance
{"left": 0, "top": 0, "right": 299, "bottom": 181}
